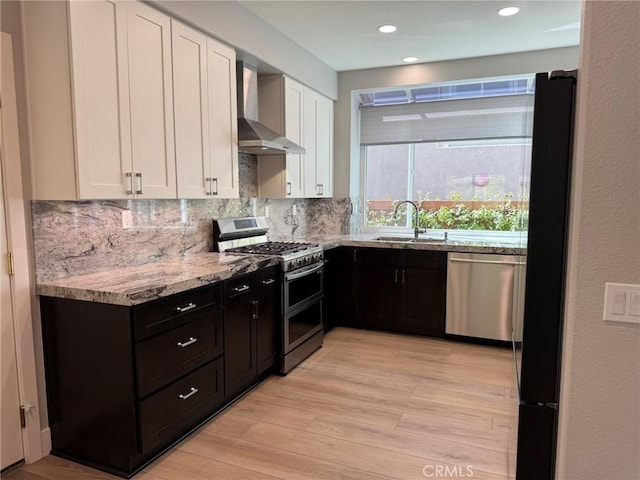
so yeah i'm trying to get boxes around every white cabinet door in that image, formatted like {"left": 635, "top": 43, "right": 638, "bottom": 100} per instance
{"left": 206, "top": 38, "right": 239, "bottom": 198}
{"left": 126, "top": 2, "right": 176, "bottom": 198}
{"left": 68, "top": 0, "right": 132, "bottom": 198}
{"left": 172, "top": 21, "right": 210, "bottom": 198}
{"left": 172, "top": 22, "right": 238, "bottom": 199}
{"left": 315, "top": 93, "right": 333, "bottom": 197}
{"left": 284, "top": 77, "right": 305, "bottom": 198}
{"left": 303, "top": 88, "right": 318, "bottom": 196}
{"left": 303, "top": 89, "right": 333, "bottom": 198}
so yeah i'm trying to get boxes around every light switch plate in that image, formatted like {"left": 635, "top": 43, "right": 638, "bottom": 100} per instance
{"left": 604, "top": 283, "right": 640, "bottom": 324}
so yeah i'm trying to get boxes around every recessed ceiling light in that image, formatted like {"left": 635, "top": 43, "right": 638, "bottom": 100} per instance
{"left": 498, "top": 6, "right": 520, "bottom": 16}
{"left": 402, "top": 56, "right": 418, "bottom": 63}
{"left": 378, "top": 24, "right": 397, "bottom": 34}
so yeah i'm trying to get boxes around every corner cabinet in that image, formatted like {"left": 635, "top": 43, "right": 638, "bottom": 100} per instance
{"left": 333, "top": 247, "right": 447, "bottom": 338}
{"left": 40, "top": 284, "right": 225, "bottom": 477}
{"left": 22, "top": 0, "right": 238, "bottom": 200}
{"left": 39, "top": 267, "right": 278, "bottom": 478}
{"left": 256, "top": 75, "right": 334, "bottom": 198}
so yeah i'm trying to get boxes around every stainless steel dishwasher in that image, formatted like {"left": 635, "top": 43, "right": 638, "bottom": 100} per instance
{"left": 446, "top": 252, "right": 526, "bottom": 342}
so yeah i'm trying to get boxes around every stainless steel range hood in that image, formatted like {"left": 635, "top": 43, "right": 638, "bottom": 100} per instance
{"left": 237, "top": 62, "right": 305, "bottom": 155}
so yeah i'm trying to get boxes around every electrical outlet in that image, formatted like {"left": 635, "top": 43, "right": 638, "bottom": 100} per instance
{"left": 264, "top": 206, "right": 270, "bottom": 218}
{"left": 292, "top": 204, "right": 297, "bottom": 216}
{"left": 121, "top": 210, "right": 133, "bottom": 228}
{"left": 604, "top": 283, "right": 640, "bottom": 324}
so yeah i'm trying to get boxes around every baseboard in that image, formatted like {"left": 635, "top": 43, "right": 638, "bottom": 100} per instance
{"left": 40, "top": 427, "right": 51, "bottom": 456}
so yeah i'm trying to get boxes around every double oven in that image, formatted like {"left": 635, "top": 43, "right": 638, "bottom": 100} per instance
{"left": 213, "top": 217, "right": 324, "bottom": 374}
{"left": 281, "top": 260, "right": 324, "bottom": 373}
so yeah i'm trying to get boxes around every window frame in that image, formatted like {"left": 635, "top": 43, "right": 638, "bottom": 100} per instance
{"left": 355, "top": 74, "right": 535, "bottom": 243}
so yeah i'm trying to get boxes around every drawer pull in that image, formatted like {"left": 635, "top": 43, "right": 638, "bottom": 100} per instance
{"left": 261, "top": 278, "right": 275, "bottom": 285}
{"left": 178, "top": 387, "right": 199, "bottom": 400}
{"left": 175, "top": 303, "right": 197, "bottom": 313}
{"left": 233, "top": 284, "right": 250, "bottom": 294}
{"left": 177, "top": 336, "right": 197, "bottom": 348}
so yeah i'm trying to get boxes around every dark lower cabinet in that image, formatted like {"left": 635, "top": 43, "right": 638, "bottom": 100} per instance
{"left": 138, "top": 357, "right": 224, "bottom": 453}
{"left": 332, "top": 246, "right": 446, "bottom": 338}
{"left": 40, "top": 283, "right": 224, "bottom": 477}
{"left": 357, "top": 248, "right": 402, "bottom": 331}
{"left": 223, "top": 273, "right": 258, "bottom": 400}
{"left": 322, "top": 248, "right": 338, "bottom": 331}
{"left": 40, "top": 267, "right": 280, "bottom": 479}
{"left": 223, "top": 268, "right": 277, "bottom": 400}
{"left": 400, "top": 265, "right": 446, "bottom": 337}
{"left": 257, "top": 267, "right": 278, "bottom": 374}
{"left": 325, "top": 247, "right": 361, "bottom": 328}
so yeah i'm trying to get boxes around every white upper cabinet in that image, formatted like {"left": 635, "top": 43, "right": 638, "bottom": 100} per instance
{"left": 23, "top": 0, "right": 237, "bottom": 200}
{"left": 68, "top": 0, "right": 133, "bottom": 199}
{"left": 257, "top": 75, "right": 333, "bottom": 198}
{"left": 125, "top": 2, "right": 176, "bottom": 198}
{"left": 283, "top": 77, "right": 305, "bottom": 198}
{"left": 205, "top": 36, "right": 239, "bottom": 198}
{"left": 172, "top": 21, "right": 238, "bottom": 199}
{"left": 303, "top": 88, "right": 334, "bottom": 198}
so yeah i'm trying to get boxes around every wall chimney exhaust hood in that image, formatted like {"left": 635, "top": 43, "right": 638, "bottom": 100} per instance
{"left": 237, "top": 62, "right": 305, "bottom": 155}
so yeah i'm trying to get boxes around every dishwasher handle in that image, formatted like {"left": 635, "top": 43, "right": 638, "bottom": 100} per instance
{"left": 449, "top": 257, "right": 526, "bottom": 266}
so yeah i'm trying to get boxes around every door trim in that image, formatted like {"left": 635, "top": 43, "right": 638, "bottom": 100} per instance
{"left": 1, "top": 32, "right": 44, "bottom": 463}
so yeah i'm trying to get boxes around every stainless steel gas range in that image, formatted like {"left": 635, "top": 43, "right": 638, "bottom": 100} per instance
{"left": 213, "top": 217, "right": 324, "bottom": 374}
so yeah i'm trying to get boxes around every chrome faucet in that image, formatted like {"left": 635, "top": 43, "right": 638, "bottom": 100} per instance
{"left": 393, "top": 200, "right": 425, "bottom": 238}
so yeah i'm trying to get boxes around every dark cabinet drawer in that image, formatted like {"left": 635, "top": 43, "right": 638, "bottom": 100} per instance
{"left": 223, "top": 272, "right": 257, "bottom": 306}
{"left": 135, "top": 310, "right": 223, "bottom": 397}
{"left": 138, "top": 358, "right": 224, "bottom": 454}
{"left": 133, "top": 284, "right": 221, "bottom": 341}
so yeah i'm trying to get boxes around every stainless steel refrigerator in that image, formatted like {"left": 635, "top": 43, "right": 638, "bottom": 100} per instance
{"left": 516, "top": 70, "right": 578, "bottom": 479}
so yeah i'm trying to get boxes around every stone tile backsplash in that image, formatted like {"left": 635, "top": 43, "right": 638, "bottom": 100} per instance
{"left": 32, "top": 154, "right": 354, "bottom": 282}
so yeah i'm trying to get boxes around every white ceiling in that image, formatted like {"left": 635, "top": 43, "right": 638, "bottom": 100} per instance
{"left": 237, "top": 1, "right": 582, "bottom": 72}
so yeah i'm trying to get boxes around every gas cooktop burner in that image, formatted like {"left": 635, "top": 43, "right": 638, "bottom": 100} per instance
{"left": 213, "top": 217, "right": 324, "bottom": 272}
{"left": 225, "top": 241, "right": 317, "bottom": 256}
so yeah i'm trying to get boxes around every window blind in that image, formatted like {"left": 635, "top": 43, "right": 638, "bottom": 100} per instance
{"left": 360, "top": 94, "right": 534, "bottom": 146}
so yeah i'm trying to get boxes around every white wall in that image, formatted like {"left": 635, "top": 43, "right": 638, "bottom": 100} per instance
{"left": 335, "top": 47, "right": 580, "bottom": 198}
{"left": 557, "top": 2, "right": 640, "bottom": 478}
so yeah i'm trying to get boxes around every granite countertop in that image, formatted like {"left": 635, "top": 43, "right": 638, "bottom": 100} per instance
{"left": 273, "top": 233, "right": 527, "bottom": 256}
{"left": 36, "top": 253, "right": 278, "bottom": 306}
{"left": 37, "top": 235, "right": 525, "bottom": 305}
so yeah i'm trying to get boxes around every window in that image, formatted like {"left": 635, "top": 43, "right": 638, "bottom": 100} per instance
{"left": 359, "top": 76, "right": 535, "bottom": 237}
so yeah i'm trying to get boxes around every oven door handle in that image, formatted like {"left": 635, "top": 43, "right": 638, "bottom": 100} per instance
{"left": 285, "top": 261, "right": 324, "bottom": 281}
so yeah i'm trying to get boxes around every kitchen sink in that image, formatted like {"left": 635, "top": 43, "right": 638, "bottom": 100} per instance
{"left": 372, "top": 236, "right": 447, "bottom": 243}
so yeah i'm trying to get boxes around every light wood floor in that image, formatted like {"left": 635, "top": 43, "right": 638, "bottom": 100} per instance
{"left": 4, "top": 327, "right": 519, "bottom": 480}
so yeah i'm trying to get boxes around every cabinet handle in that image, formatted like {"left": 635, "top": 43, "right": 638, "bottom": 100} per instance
{"left": 261, "top": 278, "right": 275, "bottom": 285}
{"left": 353, "top": 249, "right": 357, "bottom": 263}
{"left": 317, "top": 184, "right": 323, "bottom": 196}
{"left": 402, "top": 269, "right": 406, "bottom": 284}
{"left": 233, "top": 284, "right": 250, "bottom": 293}
{"left": 211, "top": 178, "right": 218, "bottom": 195}
{"left": 395, "top": 269, "right": 399, "bottom": 284}
{"left": 286, "top": 182, "right": 292, "bottom": 196}
{"left": 135, "top": 172, "right": 143, "bottom": 195}
{"left": 175, "top": 302, "right": 197, "bottom": 313}
{"left": 177, "top": 336, "right": 197, "bottom": 348}
{"left": 251, "top": 300, "right": 259, "bottom": 320}
{"left": 205, "top": 177, "right": 212, "bottom": 196}
{"left": 178, "top": 387, "right": 199, "bottom": 400}
{"left": 125, "top": 172, "right": 134, "bottom": 195}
